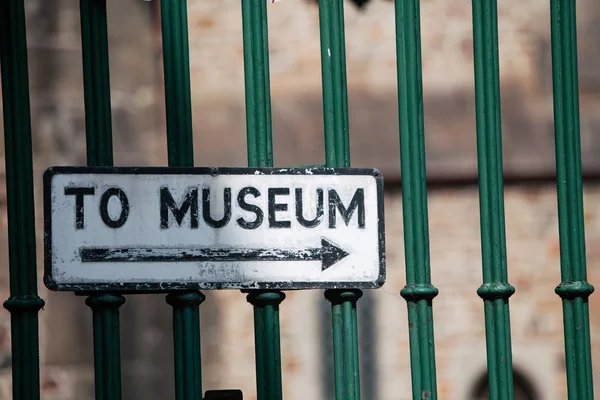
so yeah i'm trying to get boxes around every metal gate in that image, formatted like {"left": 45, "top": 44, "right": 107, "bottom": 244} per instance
{"left": 0, "top": 0, "right": 594, "bottom": 399}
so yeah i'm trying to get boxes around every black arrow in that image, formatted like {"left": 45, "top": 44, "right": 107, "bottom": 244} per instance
{"left": 80, "top": 238, "right": 349, "bottom": 271}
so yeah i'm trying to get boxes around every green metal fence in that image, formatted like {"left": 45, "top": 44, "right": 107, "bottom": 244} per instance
{"left": 0, "top": 0, "right": 594, "bottom": 399}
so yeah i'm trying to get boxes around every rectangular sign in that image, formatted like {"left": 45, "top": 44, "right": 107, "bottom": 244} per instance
{"left": 44, "top": 167, "right": 385, "bottom": 291}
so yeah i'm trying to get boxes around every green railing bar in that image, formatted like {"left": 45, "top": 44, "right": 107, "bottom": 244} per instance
{"left": 160, "top": 1, "right": 206, "bottom": 399}
{"left": 241, "top": 1, "right": 285, "bottom": 399}
{"left": 166, "top": 293, "right": 205, "bottom": 400}
{"left": 81, "top": 0, "right": 113, "bottom": 165}
{"left": 0, "top": 1, "right": 45, "bottom": 400}
{"left": 471, "top": 1, "right": 515, "bottom": 399}
{"left": 324, "top": 290, "right": 362, "bottom": 400}
{"left": 161, "top": 0, "right": 194, "bottom": 167}
{"left": 85, "top": 295, "right": 126, "bottom": 400}
{"left": 550, "top": 0, "right": 595, "bottom": 398}
{"left": 242, "top": 0, "right": 273, "bottom": 168}
{"left": 79, "top": 1, "right": 126, "bottom": 399}
{"left": 318, "top": 0, "right": 361, "bottom": 398}
{"left": 319, "top": 0, "right": 350, "bottom": 168}
{"left": 394, "top": 0, "right": 439, "bottom": 398}
{"left": 246, "top": 292, "right": 285, "bottom": 400}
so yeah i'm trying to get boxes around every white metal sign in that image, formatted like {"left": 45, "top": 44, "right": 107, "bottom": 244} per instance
{"left": 43, "top": 167, "right": 385, "bottom": 291}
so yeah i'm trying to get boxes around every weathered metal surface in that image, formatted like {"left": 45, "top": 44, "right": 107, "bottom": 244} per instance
{"left": 43, "top": 167, "right": 385, "bottom": 291}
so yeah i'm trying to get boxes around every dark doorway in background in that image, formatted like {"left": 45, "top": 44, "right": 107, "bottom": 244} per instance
{"left": 471, "top": 370, "right": 538, "bottom": 400}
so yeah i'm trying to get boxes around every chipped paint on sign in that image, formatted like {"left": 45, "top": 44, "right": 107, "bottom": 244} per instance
{"left": 43, "top": 167, "right": 385, "bottom": 292}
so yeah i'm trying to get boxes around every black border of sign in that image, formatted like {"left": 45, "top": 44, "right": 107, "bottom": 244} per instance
{"left": 43, "top": 166, "right": 386, "bottom": 293}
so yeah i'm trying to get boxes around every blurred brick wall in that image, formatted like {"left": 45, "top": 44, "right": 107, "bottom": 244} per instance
{"left": 184, "top": 0, "right": 600, "bottom": 179}
{"left": 0, "top": 0, "right": 599, "bottom": 399}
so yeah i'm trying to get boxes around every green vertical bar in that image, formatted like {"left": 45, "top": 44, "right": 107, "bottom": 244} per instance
{"left": 242, "top": 0, "right": 272, "bottom": 168}
{"left": 318, "top": 0, "right": 361, "bottom": 399}
{"left": 81, "top": 0, "right": 113, "bottom": 166}
{"left": 246, "top": 292, "right": 285, "bottom": 400}
{"left": 394, "top": 0, "right": 439, "bottom": 398}
{"left": 166, "top": 293, "right": 205, "bottom": 400}
{"left": 550, "top": 0, "right": 595, "bottom": 399}
{"left": 161, "top": 0, "right": 194, "bottom": 167}
{"left": 85, "top": 295, "right": 126, "bottom": 400}
{"left": 324, "top": 290, "right": 362, "bottom": 400}
{"left": 159, "top": 1, "right": 205, "bottom": 400}
{"left": 319, "top": 0, "right": 350, "bottom": 168}
{"left": 240, "top": 1, "right": 285, "bottom": 399}
{"left": 79, "top": 1, "right": 126, "bottom": 399}
{"left": 471, "top": 1, "right": 515, "bottom": 399}
{"left": 0, "top": 1, "right": 45, "bottom": 400}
